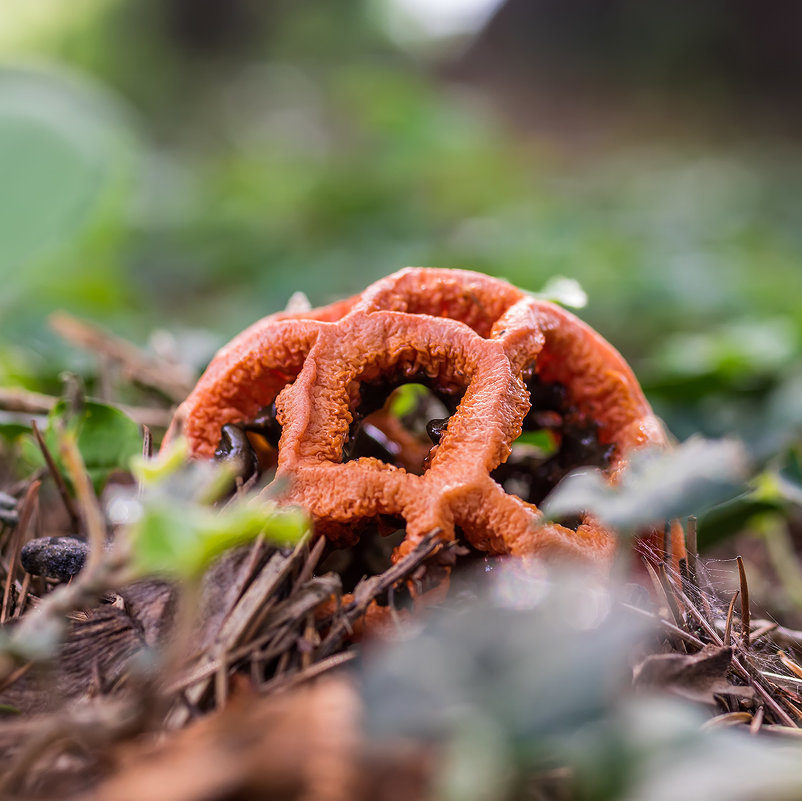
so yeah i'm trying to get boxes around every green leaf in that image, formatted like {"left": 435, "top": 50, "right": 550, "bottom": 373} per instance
{"left": 389, "top": 383, "right": 429, "bottom": 418}
{"left": 128, "top": 496, "right": 308, "bottom": 581}
{"left": 515, "top": 429, "right": 558, "bottom": 456}
{"left": 696, "top": 493, "right": 784, "bottom": 549}
{"left": 23, "top": 399, "right": 141, "bottom": 494}
{"left": 131, "top": 435, "right": 189, "bottom": 486}
{"left": 0, "top": 420, "right": 30, "bottom": 443}
{"left": 541, "top": 437, "right": 748, "bottom": 532}
{"left": 123, "top": 443, "right": 308, "bottom": 580}
{"left": 692, "top": 449, "right": 802, "bottom": 547}
{"left": 529, "top": 276, "right": 588, "bottom": 309}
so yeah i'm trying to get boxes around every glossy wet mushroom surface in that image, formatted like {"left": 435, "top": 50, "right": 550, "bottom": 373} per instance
{"left": 166, "top": 267, "right": 682, "bottom": 588}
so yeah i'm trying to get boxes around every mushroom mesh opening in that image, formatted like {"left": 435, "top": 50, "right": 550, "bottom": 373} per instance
{"left": 317, "top": 520, "right": 407, "bottom": 596}
{"left": 342, "top": 379, "right": 461, "bottom": 474}
{"left": 492, "top": 375, "right": 615, "bottom": 527}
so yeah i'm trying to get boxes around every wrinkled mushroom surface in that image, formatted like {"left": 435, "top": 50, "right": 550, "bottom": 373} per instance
{"left": 166, "top": 268, "right": 683, "bottom": 568}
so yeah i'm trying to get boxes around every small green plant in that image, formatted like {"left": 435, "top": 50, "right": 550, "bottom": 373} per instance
{"left": 21, "top": 397, "right": 142, "bottom": 494}
{"left": 121, "top": 438, "right": 309, "bottom": 582}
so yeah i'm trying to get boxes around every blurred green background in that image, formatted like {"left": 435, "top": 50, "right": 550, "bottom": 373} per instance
{"left": 2, "top": 0, "right": 802, "bottom": 449}
{"left": 6, "top": 7, "right": 802, "bottom": 795}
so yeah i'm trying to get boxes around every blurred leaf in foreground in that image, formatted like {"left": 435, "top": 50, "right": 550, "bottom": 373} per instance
{"left": 0, "top": 65, "right": 135, "bottom": 315}
{"left": 361, "top": 563, "right": 802, "bottom": 801}
{"left": 124, "top": 494, "right": 306, "bottom": 582}
{"left": 113, "top": 438, "right": 308, "bottom": 581}
{"left": 570, "top": 697, "right": 802, "bottom": 801}
{"left": 541, "top": 436, "right": 748, "bottom": 532}
{"left": 361, "top": 565, "right": 648, "bottom": 800}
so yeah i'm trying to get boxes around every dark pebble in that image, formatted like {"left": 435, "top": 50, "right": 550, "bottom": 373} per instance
{"left": 20, "top": 537, "right": 90, "bottom": 582}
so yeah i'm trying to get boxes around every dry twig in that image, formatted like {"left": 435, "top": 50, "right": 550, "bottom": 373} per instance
{"left": 0, "top": 386, "right": 172, "bottom": 430}
{"left": 49, "top": 312, "right": 196, "bottom": 402}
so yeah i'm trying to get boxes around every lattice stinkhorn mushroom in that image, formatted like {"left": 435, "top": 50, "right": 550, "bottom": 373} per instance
{"left": 165, "top": 268, "right": 685, "bottom": 589}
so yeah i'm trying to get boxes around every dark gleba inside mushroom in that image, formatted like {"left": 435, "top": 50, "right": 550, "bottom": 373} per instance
{"left": 214, "top": 368, "right": 614, "bottom": 520}
{"left": 491, "top": 374, "right": 615, "bottom": 513}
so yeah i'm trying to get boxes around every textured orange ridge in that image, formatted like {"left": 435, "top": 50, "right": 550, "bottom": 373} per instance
{"left": 166, "top": 268, "right": 685, "bottom": 568}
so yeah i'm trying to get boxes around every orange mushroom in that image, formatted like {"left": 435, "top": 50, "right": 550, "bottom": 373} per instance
{"left": 166, "top": 268, "right": 685, "bottom": 572}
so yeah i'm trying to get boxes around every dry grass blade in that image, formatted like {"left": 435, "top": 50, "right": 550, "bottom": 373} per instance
{"left": 686, "top": 515, "right": 698, "bottom": 587}
{"left": 701, "top": 711, "right": 753, "bottom": 730}
{"left": 49, "top": 312, "right": 196, "bottom": 403}
{"left": 778, "top": 651, "right": 802, "bottom": 681}
{"left": 227, "top": 544, "right": 308, "bottom": 644}
{"left": 777, "top": 693, "right": 802, "bottom": 722}
{"left": 760, "top": 724, "right": 802, "bottom": 739}
{"left": 750, "top": 621, "right": 778, "bottom": 640}
{"left": 750, "top": 705, "right": 765, "bottom": 735}
{"left": 261, "top": 575, "right": 339, "bottom": 630}
{"left": 259, "top": 651, "right": 356, "bottom": 695}
{"left": 680, "top": 515, "right": 711, "bottom": 627}
{"left": 737, "top": 555, "right": 751, "bottom": 649}
{"left": 232, "top": 535, "right": 270, "bottom": 601}
{"left": 621, "top": 602, "right": 706, "bottom": 649}
{"left": 1, "top": 481, "right": 40, "bottom": 623}
{"left": 214, "top": 658, "right": 228, "bottom": 710}
{"left": 658, "top": 563, "right": 685, "bottom": 625}
{"left": 13, "top": 572, "right": 31, "bottom": 620}
{"left": 723, "top": 591, "right": 739, "bottom": 647}
{"left": 316, "top": 530, "right": 446, "bottom": 660}
{"left": 59, "top": 430, "right": 106, "bottom": 573}
{"left": 0, "top": 662, "right": 32, "bottom": 695}
{"left": 643, "top": 560, "right": 683, "bottom": 629}
{"left": 31, "top": 420, "right": 80, "bottom": 531}
{"left": 752, "top": 672, "right": 802, "bottom": 688}
{"left": 662, "top": 519, "right": 672, "bottom": 566}
{"left": 292, "top": 534, "right": 327, "bottom": 590}
{"left": 142, "top": 426, "right": 153, "bottom": 460}
{"left": 301, "top": 613, "right": 315, "bottom": 670}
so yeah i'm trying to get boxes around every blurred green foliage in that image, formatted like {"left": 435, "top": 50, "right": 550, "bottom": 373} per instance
{"left": 3, "top": 6, "right": 802, "bottom": 796}
{"left": 123, "top": 439, "right": 308, "bottom": 580}
{"left": 2, "top": 0, "right": 802, "bottom": 509}
{"left": 542, "top": 436, "right": 748, "bottom": 533}
{"left": 362, "top": 568, "right": 802, "bottom": 801}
